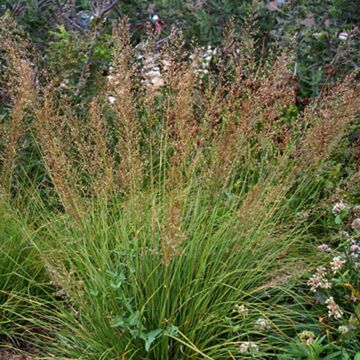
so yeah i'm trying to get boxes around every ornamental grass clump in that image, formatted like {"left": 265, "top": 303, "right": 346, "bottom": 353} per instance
{"left": 0, "top": 10, "right": 360, "bottom": 359}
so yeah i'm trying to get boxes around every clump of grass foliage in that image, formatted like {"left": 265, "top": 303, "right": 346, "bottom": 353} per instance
{"left": 0, "top": 202, "right": 45, "bottom": 348}
{"left": 0, "top": 10, "right": 359, "bottom": 359}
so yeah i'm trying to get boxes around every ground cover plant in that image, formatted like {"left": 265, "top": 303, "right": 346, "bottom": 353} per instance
{"left": 0, "top": 4, "right": 360, "bottom": 360}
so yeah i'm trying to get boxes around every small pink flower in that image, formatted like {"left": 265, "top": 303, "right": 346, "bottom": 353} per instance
{"left": 330, "top": 256, "right": 345, "bottom": 274}
{"left": 307, "top": 267, "right": 331, "bottom": 292}
{"left": 318, "top": 244, "right": 332, "bottom": 253}
{"left": 332, "top": 201, "right": 347, "bottom": 214}
{"left": 325, "top": 297, "right": 343, "bottom": 319}
{"left": 351, "top": 218, "right": 360, "bottom": 232}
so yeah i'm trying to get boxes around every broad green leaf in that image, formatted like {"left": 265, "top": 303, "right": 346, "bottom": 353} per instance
{"left": 110, "top": 317, "right": 125, "bottom": 328}
{"left": 89, "top": 289, "right": 98, "bottom": 297}
{"left": 144, "top": 329, "right": 163, "bottom": 352}
{"left": 165, "top": 325, "right": 179, "bottom": 336}
{"left": 127, "top": 311, "right": 141, "bottom": 327}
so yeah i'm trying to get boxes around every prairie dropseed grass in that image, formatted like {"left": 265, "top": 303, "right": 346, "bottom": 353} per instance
{"left": 0, "top": 10, "right": 359, "bottom": 359}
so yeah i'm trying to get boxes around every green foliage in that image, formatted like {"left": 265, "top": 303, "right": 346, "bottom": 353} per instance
{"left": 45, "top": 25, "right": 112, "bottom": 103}
{"left": 268, "top": 0, "right": 360, "bottom": 98}
{"left": 0, "top": 202, "right": 44, "bottom": 342}
{"left": 33, "top": 190, "right": 318, "bottom": 359}
{"left": 280, "top": 335, "right": 351, "bottom": 359}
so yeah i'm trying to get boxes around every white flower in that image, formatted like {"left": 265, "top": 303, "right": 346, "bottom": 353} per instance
{"left": 351, "top": 218, "right": 360, "bottom": 232}
{"left": 330, "top": 256, "right": 345, "bottom": 274}
{"left": 144, "top": 56, "right": 155, "bottom": 65}
{"left": 325, "top": 297, "right": 343, "bottom": 319}
{"left": 233, "top": 304, "right": 248, "bottom": 315}
{"left": 297, "top": 210, "right": 310, "bottom": 220}
{"left": 239, "top": 342, "right": 249, "bottom": 353}
{"left": 338, "top": 325, "right": 349, "bottom": 334}
{"left": 146, "top": 70, "right": 161, "bottom": 78}
{"left": 338, "top": 32, "right": 349, "bottom": 41}
{"left": 349, "top": 295, "right": 357, "bottom": 303}
{"left": 307, "top": 267, "right": 332, "bottom": 292}
{"left": 161, "top": 59, "right": 171, "bottom": 70}
{"left": 239, "top": 342, "right": 259, "bottom": 353}
{"left": 332, "top": 201, "right": 346, "bottom": 214}
{"left": 352, "top": 205, "right": 360, "bottom": 215}
{"left": 198, "top": 69, "right": 209, "bottom": 75}
{"left": 151, "top": 14, "right": 159, "bottom": 22}
{"left": 108, "top": 96, "right": 116, "bottom": 104}
{"left": 255, "top": 317, "right": 271, "bottom": 331}
{"left": 350, "top": 240, "right": 360, "bottom": 257}
{"left": 298, "top": 330, "right": 315, "bottom": 345}
{"left": 150, "top": 76, "right": 164, "bottom": 88}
